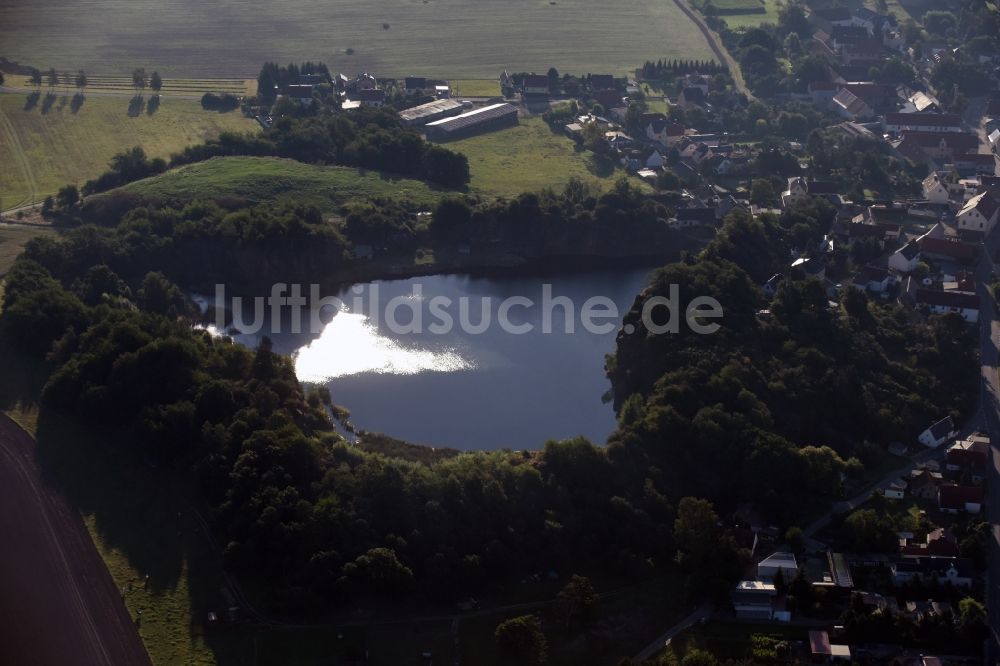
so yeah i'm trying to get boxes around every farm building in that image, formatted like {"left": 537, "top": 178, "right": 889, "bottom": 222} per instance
{"left": 399, "top": 99, "right": 467, "bottom": 126}
{"left": 425, "top": 103, "right": 519, "bottom": 141}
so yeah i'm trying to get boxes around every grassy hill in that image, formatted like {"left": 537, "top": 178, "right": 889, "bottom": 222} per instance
{"left": 451, "top": 116, "right": 650, "bottom": 197}
{"left": 117, "top": 116, "right": 642, "bottom": 208}
{"left": 0, "top": 0, "right": 714, "bottom": 78}
{"left": 0, "top": 92, "right": 257, "bottom": 210}
{"left": 119, "top": 156, "right": 450, "bottom": 209}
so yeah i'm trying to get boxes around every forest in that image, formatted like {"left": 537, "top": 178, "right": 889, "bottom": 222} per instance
{"left": 0, "top": 186, "right": 978, "bottom": 612}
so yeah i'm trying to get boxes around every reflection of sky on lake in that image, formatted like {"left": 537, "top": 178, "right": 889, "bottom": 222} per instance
{"left": 292, "top": 311, "right": 473, "bottom": 381}
{"left": 200, "top": 267, "right": 654, "bottom": 450}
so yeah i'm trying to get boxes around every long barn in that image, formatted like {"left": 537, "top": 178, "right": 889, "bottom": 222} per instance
{"left": 425, "top": 103, "right": 518, "bottom": 141}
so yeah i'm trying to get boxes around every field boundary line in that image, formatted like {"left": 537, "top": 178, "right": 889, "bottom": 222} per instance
{"left": 0, "top": 101, "right": 37, "bottom": 209}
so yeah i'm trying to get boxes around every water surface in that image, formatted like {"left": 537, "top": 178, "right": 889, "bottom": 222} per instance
{"left": 214, "top": 268, "right": 654, "bottom": 450}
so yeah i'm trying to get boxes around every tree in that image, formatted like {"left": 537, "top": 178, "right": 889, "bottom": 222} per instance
{"left": 150, "top": 71, "right": 162, "bottom": 93}
{"left": 47, "top": 67, "right": 58, "bottom": 88}
{"left": 958, "top": 597, "right": 987, "bottom": 644}
{"left": 431, "top": 197, "right": 472, "bottom": 240}
{"left": 922, "top": 10, "right": 957, "bottom": 36}
{"left": 547, "top": 67, "right": 559, "bottom": 93}
{"left": 557, "top": 575, "right": 597, "bottom": 627}
{"left": 674, "top": 497, "right": 719, "bottom": 563}
{"left": 0, "top": 72, "right": 5, "bottom": 87}
{"left": 75, "top": 70, "right": 87, "bottom": 92}
{"left": 681, "top": 648, "right": 719, "bottom": 666}
{"left": 132, "top": 68, "right": 146, "bottom": 92}
{"left": 750, "top": 179, "right": 777, "bottom": 206}
{"left": 495, "top": 615, "right": 547, "bottom": 665}
{"left": 56, "top": 184, "right": 79, "bottom": 210}
{"left": 29, "top": 68, "right": 42, "bottom": 87}
{"left": 138, "top": 271, "right": 184, "bottom": 316}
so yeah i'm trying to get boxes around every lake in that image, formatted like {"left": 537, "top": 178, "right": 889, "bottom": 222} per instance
{"left": 208, "top": 267, "right": 655, "bottom": 450}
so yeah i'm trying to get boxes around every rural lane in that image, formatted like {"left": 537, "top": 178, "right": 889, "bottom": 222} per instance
{"left": 0, "top": 414, "right": 152, "bottom": 666}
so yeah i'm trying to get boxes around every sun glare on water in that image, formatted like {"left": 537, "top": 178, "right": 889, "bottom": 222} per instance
{"left": 292, "top": 311, "right": 473, "bottom": 381}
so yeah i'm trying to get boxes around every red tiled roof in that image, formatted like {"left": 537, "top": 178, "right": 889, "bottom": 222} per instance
{"left": 939, "top": 484, "right": 984, "bottom": 510}
{"left": 899, "top": 131, "right": 979, "bottom": 151}
{"left": 915, "top": 288, "right": 979, "bottom": 309}
{"left": 884, "top": 113, "right": 962, "bottom": 128}
{"left": 917, "top": 236, "right": 978, "bottom": 261}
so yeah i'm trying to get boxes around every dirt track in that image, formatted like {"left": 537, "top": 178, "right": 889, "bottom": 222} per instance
{"left": 0, "top": 414, "right": 151, "bottom": 666}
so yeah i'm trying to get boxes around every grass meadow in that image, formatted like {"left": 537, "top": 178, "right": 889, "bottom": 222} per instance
{"left": 0, "top": 92, "right": 257, "bottom": 210}
{"left": 0, "top": 0, "right": 713, "bottom": 78}
{"left": 449, "top": 116, "right": 647, "bottom": 197}
{"left": 0, "top": 224, "right": 54, "bottom": 275}
{"left": 121, "top": 156, "right": 449, "bottom": 209}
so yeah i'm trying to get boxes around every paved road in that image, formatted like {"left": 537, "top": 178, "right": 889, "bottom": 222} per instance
{"left": 671, "top": 0, "right": 753, "bottom": 100}
{"left": 631, "top": 603, "right": 714, "bottom": 663}
{"left": 0, "top": 414, "right": 151, "bottom": 666}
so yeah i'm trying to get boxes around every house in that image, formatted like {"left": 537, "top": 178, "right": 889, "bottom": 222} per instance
{"left": 885, "top": 478, "right": 907, "bottom": 499}
{"left": 908, "top": 91, "right": 940, "bottom": 113}
{"left": 956, "top": 191, "right": 999, "bottom": 235}
{"left": 946, "top": 436, "right": 989, "bottom": 479}
{"left": 938, "top": 484, "right": 984, "bottom": 514}
{"left": 909, "top": 468, "right": 943, "bottom": 499}
{"left": 832, "top": 88, "right": 873, "bottom": 119}
{"left": 605, "top": 131, "right": 633, "bottom": 149}
{"left": 809, "top": 80, "right": 839, "bottom": 105}
{"left": 954, "top": 152, "right": 998, "bottom": 176}
{"left": 900, "top": 528, "right": 960, "bottom": 559}
{"left": 809, "top": 6, "right": 854, "bottom": 31}
{"left": 589, "top": 74, "right": 615, "bottom": 91}
{"left": 917, "top": 416, "right": 957, "bottom": 448}
{"left": 350, "top": 88, "right": 385, "bottom": 107}
{"left": 782, "top": 177, "right": 841, "bottom": 207}
{"left": 762, "top": 274, "right": 784, "bottom": 297}
{"left": 732, "top": 586, "right": 790, "bottom": 621}
{"left": 791, "top": 257, "right": 826, "bottom": 280}
{"left": 884, "top": 113, "right": 962, "bottom": 134}
{"left": 841, "top": 39, "right": 885, "bottom": 66}
{"left": 851, "top": 265, "right": 894, "bottom": 293}
{"left": 896, "top": 131, "right": 980, "bottom": 164}
{"left": 890, "top": 557, "right": 974, "bottom": 587}
{"left": 642, "top": 112, "right": 667, "bottom": 141}
{"left": 683, "top": 73, "right": 711, "bottom": 94}
{"left": 889, "top": 240, "right": 921, "bottom": 273}
{"left": 807, "top": 630, "right": 850, "bottom": 663}
{"left": 915, "top": 289, "right": 979, "bottom": 322}
{"left": 809, "top": 630, "right": 832, "bottom": 663}
{"left": 831, "top": 25, "right": 873, "bottom": 47}
{"left": 521, "top": 74, "right": 550, "bottom": 95}
{"left": 757, "top": 551, "right": 798, "bottom": 581}
{"left": 594, "top": 89, "right": 627, "bottom": 112}
{"left": 403, "top": 76, "right": 428, "bottom": 96}
{"left": 645, "top": 150, "right": 666, "bottom": 169}
{"left": 921, "top": 172, "right": 952, "bottom": 204}
{"left": 916, "top": 235, "right": 977, "bottom": 264}
{"left": 670, "top": 207, "right": 717, "bottom": 228}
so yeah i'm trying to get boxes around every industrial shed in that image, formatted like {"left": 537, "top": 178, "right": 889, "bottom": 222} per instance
{"left": 399, "top": 99, "right": 467, "bottom": 126}
{"left": 425, "top": 103, "right": 518, "bottom": 141}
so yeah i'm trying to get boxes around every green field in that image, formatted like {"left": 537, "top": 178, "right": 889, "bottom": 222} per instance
{"left": 0, "top": 224, "right": 55, "bottom": 275}
{"left": 121, "top": 156, "right": 450, "bottom": 208}
{"left": 119, "top": 116, "right": 642, "bottom": 206}
{"left": 0, "top": 92, "right": 257, "bottom": 210}
{"left": 4, "top": 75, "right": 256, "bottom": 97}
{"left": 451, "top": 79, "right": 502, "bottom": 98}
{"left": 450, "top": 116, "right": 642, "bottom": 197}
{"left": 0, "top": 0, "right": 714, "bottom": 78}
